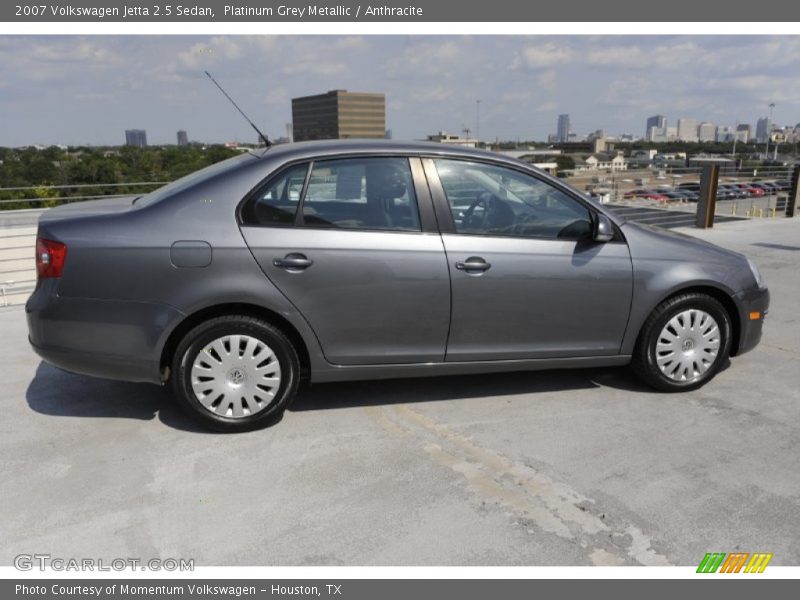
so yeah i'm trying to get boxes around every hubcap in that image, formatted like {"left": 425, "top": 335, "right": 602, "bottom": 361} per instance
{"left": 655, "top": 309, "right": 720, "bottom": 382}
{"left": 190, "top": 334, "right": 281, "bottom": 419}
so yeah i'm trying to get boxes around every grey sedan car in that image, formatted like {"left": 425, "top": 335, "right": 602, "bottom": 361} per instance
{"left": 27, "top": 140, "right": 769, "bottom": 431}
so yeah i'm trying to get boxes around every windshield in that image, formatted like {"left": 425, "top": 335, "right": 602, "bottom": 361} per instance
{"left": 133, "top": 153, "right": 254, "bottom": 208}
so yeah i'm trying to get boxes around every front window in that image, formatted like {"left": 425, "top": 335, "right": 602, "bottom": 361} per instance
{"left": 434, "top": 159, "right": 593, "bottom": 240}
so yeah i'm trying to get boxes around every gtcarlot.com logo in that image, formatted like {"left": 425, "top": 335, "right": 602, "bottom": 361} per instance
{"left": 697, "top": 552, "right": 773, "bottom": 573}
{"left": 14, "top": 554, "right": 194, "bottom": 572}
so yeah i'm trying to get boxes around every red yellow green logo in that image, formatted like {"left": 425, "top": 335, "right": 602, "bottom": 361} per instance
{"left": 697, "top": 552, "right": 773, "bottom": 573}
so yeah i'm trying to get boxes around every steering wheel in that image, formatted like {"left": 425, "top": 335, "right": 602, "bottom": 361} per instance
{"left": 462, "top": 192, "right": 493, "bottom": 229}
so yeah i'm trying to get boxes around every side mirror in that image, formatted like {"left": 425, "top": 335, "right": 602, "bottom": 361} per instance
{"left": 593, "top": 213, "right": 615, "bottom": 243}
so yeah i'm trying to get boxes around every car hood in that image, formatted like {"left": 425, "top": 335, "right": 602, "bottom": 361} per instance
{"left": 621, "top": 220, "right": 747, "bottom": 264}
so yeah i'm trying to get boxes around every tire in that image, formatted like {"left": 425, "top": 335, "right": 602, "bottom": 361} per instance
{"left": 171, "top": 315, "right": 300, "bottom": 432}
{"left": 632, "top": 293, "right": 732, "bottom": 392}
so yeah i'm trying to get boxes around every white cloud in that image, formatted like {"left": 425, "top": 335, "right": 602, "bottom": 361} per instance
{"left": 538, "top": 69, "right": 557, "bottom": 91}
{"left": 535, "top": 101, "right": 557, "bottom": 113}
{"left": 333, "top": 36, "right": 367, "bottom": 50}
{"left": 280, "top": 58, "right": 345, "bottom": 77}
{"left": 263, "top": 86, "right": 290, "bottom": 106}
{"left": 502, "top": 90, "right": 536, "bottom": 103}
{"left": 385, "top": 39, "right": 472, "bottom": 78}
{"left": 511, "top": 43, "right": 573, "bottom": 70}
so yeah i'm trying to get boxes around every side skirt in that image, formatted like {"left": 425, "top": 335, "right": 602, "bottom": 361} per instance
{"left": 310, "top": 355, "right": 632, "bottom": 383}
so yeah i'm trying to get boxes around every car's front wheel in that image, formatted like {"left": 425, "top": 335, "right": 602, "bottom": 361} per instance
{"left": 632, "top": 293, "right": 732, "bottom": 392}
{"left": 171, "top": 316, "right": 299, "bottom": 432}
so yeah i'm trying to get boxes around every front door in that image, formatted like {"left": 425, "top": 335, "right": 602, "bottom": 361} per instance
{"left": 425, "top": 158, "right": 633, "bottom": 361}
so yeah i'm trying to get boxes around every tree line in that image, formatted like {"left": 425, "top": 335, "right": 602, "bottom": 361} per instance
{"left": 0, "top": 145, "right": 240, "bottom": 210}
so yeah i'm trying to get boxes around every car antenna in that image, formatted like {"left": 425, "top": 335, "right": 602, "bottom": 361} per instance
{"left": 204, "top": 70, "right": 272, "bottom": 149}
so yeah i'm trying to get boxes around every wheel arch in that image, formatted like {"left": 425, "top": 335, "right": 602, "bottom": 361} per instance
{"left": 159, "top": 302, "right": 312, "bottom": 381}
{"left": 638, "top": 284, "right": 742, "bottom": 357}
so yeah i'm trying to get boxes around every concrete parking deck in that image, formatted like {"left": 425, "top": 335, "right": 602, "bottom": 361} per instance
{"left": 1, "top": 218, "right": 798, "bottom": 567}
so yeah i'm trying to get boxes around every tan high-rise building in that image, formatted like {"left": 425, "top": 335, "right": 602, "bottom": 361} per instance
{"left": 291, "top": 90, "right": 386, "bottom": 142}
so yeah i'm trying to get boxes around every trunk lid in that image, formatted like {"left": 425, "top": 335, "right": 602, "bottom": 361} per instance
{"left": 38, "top": 196, "right": 138, "bottom": 224}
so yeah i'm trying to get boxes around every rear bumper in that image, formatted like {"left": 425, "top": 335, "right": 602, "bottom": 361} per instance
{"left": 26, "top": 280, "right": 181, "bottom": 384}
{"left": 29, "top": 337, "right": 160, "bottom": 383}
{"left": 733, "top": 285, "right": 770, "bottom": 356}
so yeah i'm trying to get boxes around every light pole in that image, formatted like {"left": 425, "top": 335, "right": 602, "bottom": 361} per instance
{"left": 476, "top": 100, "right": 481, "bottom": 146}
{"left": 765, "top": 102, "right": 775, "bottom": 160}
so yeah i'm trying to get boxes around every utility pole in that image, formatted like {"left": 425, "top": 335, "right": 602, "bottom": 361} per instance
{"left": 765, "top": 102, "right": 775, "bottom": 160}
{"left": 476, "top": 99, "right": 481, "bottom": 146}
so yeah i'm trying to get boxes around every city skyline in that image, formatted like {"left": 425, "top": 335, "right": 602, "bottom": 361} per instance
{"left": 1, "top": 35, "right": 799, "bottom": 146}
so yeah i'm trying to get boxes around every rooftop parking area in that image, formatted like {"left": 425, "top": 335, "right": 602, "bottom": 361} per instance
{"left": 1, "top": 217, "right": 798, "bottom": 567}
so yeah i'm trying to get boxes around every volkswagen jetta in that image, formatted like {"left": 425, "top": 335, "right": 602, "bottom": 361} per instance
{"left": 26, "top": 140, "right": 769, "bottom": 431}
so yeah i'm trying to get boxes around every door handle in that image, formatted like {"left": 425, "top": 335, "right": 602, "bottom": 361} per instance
{"left": 455, "top": 257, "right": 491, "bottom": 272}
{"left": 273, "top": 253, "right": 313, "bottom": 271}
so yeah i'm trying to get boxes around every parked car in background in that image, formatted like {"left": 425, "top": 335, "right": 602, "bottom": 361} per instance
{"left": 733, "top": 183, "right": 765, "bottom": 197}
{"left": 660, "top": 190, "right": 694, "bottom": 202}
{"left": 624, "top": 189, "right": 670, "bottom": 201}
{"left": 751, "top": 182, "right": 779, "bottom": 195}
{"left": 717, "top": 184, "right": 748, "bottom": 200}
{"left": 677, "top": 182, "right": 702, "bottom": 198}
{"left": 26, "top": 140, "right": 769, "bottom": 431}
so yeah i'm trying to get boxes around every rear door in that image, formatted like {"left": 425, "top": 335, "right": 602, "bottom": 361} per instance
{"left": 424, "top": 157, "right": 633, "bottom": 361}
{"left": 239, "top": 155, "right": 451, "bottom": 365}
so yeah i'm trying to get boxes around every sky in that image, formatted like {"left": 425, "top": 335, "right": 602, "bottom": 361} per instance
{"left": 1, "top": 35, "right": 799, "bottom": 147}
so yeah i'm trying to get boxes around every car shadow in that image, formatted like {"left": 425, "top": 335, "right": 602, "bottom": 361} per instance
{"left": 289, "top": 365, "right": 655, "bottom": 412}
{"left": 25, "top": 362, "right": 211, "bottom": 433}
{"left": 25, "top": 360, "right": 660, "bottom": 430}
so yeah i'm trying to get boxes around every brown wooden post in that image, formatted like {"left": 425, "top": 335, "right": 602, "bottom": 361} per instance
{"left": 787, "top": 164, "right": 800, "bottom": 218}
{"left": 695, "top": 164, "right": 719, "bottom": 228}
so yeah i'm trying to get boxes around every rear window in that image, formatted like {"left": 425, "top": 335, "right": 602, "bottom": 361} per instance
{"left": 134, "top": 153, "right": 254, "bottom": 208}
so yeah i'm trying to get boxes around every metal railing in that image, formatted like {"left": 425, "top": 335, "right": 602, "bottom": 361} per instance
{"left": 0, "top": 181, "right": 168, "bottom": 209}
{"left": 561, "top": 163, "right": 799, "bottom": 225}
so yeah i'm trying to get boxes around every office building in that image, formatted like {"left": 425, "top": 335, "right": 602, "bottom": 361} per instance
{"left": 557, "top": 114, "right": 571, "bottom": 143}
{"left": 125, "top": 129, "right": 147, "bottom": 148}
{"left": 677, "top": 118, "right": 698, "bottom": 142}
{"left": 645, "top": 115, "right": 666, "bottom": 141}
{"left": 291, "top": 90, "right": 386, "bottom": 141}
{"left": 646, "top": 115, "right": 666, "bottom": 130}
{"left": 666, "top": 126, "right": 678, "bottom": 141}
{"left": 756, "top": 117, "right": 770, "bottom": 143}
{"left": 697, "top": 122, "right": 716, "bottom": 142}
{"left": 646, "top": 116, "right": 667, "bottom": 142}
{"left": 736, "top": 124, "right": 751, "bottom": 143}
{"left": 177, "top": 130, "right": 188, "bottom": 146}
{"left": 716, "top": 126, "right": 735, "bottom": 142}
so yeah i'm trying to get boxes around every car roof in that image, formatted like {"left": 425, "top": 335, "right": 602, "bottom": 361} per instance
{"left": 253, "top": 138, "right": 530, "bottom": 165}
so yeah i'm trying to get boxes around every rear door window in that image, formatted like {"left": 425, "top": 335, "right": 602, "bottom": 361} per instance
{"left": 242, "top": 163, "right": 308, "bottom": 226}
{"left": 302, "top": 157, "right": 421, "bottom": 232}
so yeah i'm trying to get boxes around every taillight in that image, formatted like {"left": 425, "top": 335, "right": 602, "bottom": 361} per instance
{"left": 36, "top": 238, "right": 67, "bottom": 279}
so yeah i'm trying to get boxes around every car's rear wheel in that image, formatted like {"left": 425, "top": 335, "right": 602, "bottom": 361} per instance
{"left": 632, "top": 293, "right": 732, "bottom": 392}
{"left": 171, "top": 316, "right": 299, "bottom": 432}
